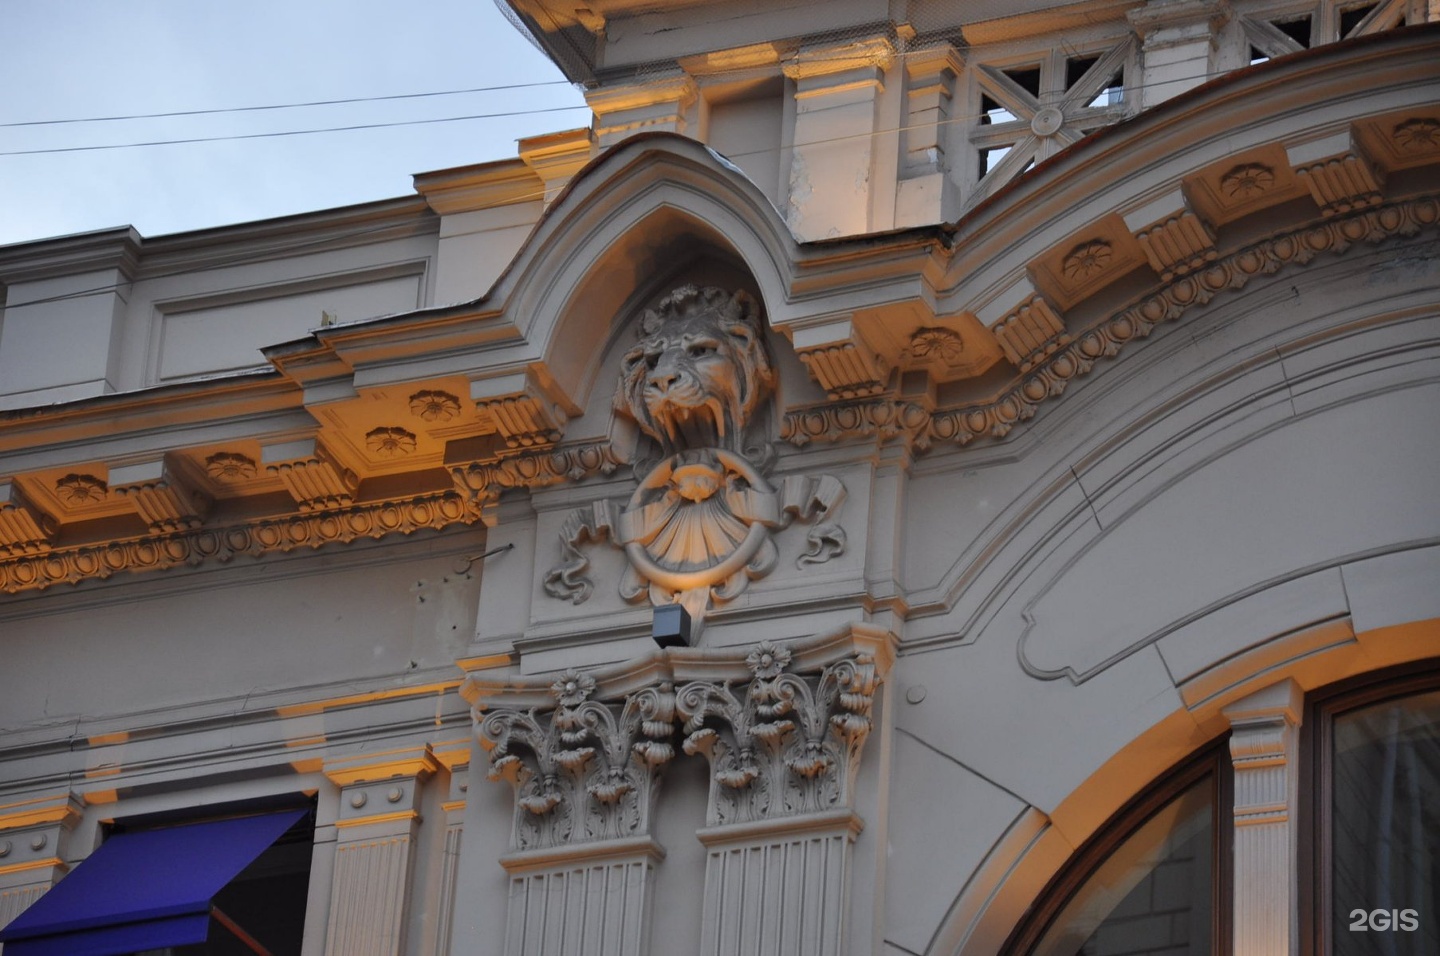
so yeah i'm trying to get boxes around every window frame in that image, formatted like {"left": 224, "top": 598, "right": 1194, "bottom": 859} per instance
{"left": 1300, "top": 660, "right": 1440, "bottom": 956}
{"left": 1001, "top": 744, "right": 1233, "bottom": 956}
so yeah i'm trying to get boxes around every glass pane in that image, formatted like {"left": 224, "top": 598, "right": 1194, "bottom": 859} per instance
{"left": 1032, "top": 777, "right": 1214, "bottom": 956}
{"left": 1332, "top": 689, "right": 1440, "bottom": 955}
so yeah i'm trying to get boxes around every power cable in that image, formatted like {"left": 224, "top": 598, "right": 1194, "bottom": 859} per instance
{"left": 0, "top": 80, "right": 578, "bottom": 129}
{"left": 0, "top": 105, "right": 592, "bottom": 157}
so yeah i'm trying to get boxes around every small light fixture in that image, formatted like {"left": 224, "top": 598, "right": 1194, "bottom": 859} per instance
{"left": 651, "top": 605, "right": 693, "bottom": 648}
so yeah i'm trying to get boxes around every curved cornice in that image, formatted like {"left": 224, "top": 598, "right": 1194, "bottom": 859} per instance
{"left": 1, "top": 29, "right": 1436, "bottom": 596}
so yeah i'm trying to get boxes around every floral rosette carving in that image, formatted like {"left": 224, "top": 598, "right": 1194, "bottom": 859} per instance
{"left": 676, "top": 641, "right": 878, "bottom": 826}
{"left": 477, "top": 671, "right": 677, "bottom": 851}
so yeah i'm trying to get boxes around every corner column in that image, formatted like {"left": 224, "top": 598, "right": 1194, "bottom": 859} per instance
{"left": 1224, "top": 679, "right": 1303, "bottom": 956}
{"left": 323, "top": 749, "right": 441, "bottom": 956}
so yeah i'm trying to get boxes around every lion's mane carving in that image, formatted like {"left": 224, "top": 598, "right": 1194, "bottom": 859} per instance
{"left": 616, "top": 285, "right": 775, "bottom": 455}
{"left": 544, "top": 283, "right": 845, "bottom": 626}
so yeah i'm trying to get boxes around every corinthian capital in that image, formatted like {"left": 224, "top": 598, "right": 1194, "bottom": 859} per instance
{"left": 677, "top": 642, "right": 877, "bottom": 827}
{"left": 475, "top": 671, "right": 677, "bottom": 853}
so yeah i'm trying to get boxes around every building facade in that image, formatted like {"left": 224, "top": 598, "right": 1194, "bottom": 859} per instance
{"left": 2, "top": 1, "right": 1439, "bottom": 954}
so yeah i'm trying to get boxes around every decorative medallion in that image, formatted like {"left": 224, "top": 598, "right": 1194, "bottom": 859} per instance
{"left": 904, "top": 326, "right": 967, "bottom": 377}
{"left": 365, "top": 427, "right": 418, "bottom": 458}
{"left": 54, "top": 474, "right": 108, "bottom": 506}
{"left": 1061, "top": 240, "right": 1113, "bottom": 280}
{"left": 1393, "top": 118, "right": 1440, "bottom": 155}
{"left": 408, "top": 389, "right": 461, "bottom": 423}
{"left": 204, "top": 452, "right": 257, "bottom": 482}
{"left": 543, "top": 286, "right": 847, "bottom": 624}
{"left": 1221, "top": 163, "right": 1275, "bottom": 200}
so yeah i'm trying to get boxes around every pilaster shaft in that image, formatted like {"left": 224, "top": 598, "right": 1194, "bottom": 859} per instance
{"left": 1224, "top": 679, "right": 1303, "bottom": 956}
{"left": 698, "top": 811, "right": 861, "bottom": 956}
{"left": 784, "top": 39, "right": 894, "bottom": 240}
{"left": 0, "top": 794, "right": 83, "bottom": 936}
{"left": 502, "top": 838, "right": 664, "bottom": 956}
{"left": 679, "top": 643, "right": 882, "bottom": 956}
{"left": 323, "top": 752, "right": 439, "bottom": 956}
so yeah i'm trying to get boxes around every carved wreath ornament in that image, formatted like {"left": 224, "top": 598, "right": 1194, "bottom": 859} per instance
{"left": 543, "top": 286, "right": 846, "bottom": 623}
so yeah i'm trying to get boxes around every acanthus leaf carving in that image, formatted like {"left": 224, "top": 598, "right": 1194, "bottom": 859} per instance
{"left": 676, "top": 641, "right": 877, "bottom": 827}
{"left": 476, "top": 672, "right": 677, "bottom": 852}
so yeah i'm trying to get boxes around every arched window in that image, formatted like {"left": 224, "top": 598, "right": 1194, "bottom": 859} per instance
{"left": 1306, "top": 669, "right": 1440, "bottom": 956}
{"left": 1009, "top": 661, "right": 1440, "bottom": 956}
{"left": 1005, "top": 750, "right": 1229, "bottom": 956}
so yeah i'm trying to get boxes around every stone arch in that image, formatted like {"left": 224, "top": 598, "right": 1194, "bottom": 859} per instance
{"left": 939, "top": 618, "right": 1440, "bottom": 956}
{"left": 482, "top": 136, "right": 808, "bottom": 418}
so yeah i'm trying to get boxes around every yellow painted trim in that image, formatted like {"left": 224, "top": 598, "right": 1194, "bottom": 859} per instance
{"left": 334, "top": 810, "right": 418, "bottom": 830}
{"left": 0, "top": 857, "right": 63, "bottom": 878}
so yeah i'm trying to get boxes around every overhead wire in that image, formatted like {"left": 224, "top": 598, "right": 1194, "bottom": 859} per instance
{"left": 0, "top": 80, "right": 577, "bottom": 128}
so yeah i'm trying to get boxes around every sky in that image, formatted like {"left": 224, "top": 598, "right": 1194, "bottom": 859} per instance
{"left": 0, "top": 1, "right": 591, "bottom": 246}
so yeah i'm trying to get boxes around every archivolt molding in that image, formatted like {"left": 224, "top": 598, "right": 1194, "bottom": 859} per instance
{"left": 780, "top": 194, "right": 1440, "bottom": 451}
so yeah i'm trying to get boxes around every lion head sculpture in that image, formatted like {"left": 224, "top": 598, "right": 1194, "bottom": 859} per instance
{"left": 616, "top": 285, "right": 775, "bottom": 455}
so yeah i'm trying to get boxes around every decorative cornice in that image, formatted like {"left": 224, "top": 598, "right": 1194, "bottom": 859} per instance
{"left": 1134, "top": 211, "right": 1218, "bottom": 281}
{"left": 782, "top": 195, "right": 1440, "bottom": 450}
{"left": 0, "top": 490, "right": 479, "bottom": 594}
{"left": 0, "top": 483, "right": 54, "bottom": 558}
{"left": 450, "top": 441, "right": 623, "bottom": 525}
{"left": 781, "top": 397, "right": 933, "bottom": 452}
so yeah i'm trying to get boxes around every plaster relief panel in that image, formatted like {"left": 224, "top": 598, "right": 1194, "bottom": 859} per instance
{"left": 542, "top": 286, "right": 847, "bottom": 626}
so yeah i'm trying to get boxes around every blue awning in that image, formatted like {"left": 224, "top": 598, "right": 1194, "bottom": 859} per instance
{"left": 0, "top": 808, "right": 306, "bottom": 956}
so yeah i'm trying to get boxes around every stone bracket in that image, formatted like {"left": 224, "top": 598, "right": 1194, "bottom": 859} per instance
{"left": 263, "top": 438, "right": 359, "bottom": 512}
{"left": 786, "top": 317, "right": 892, "bottom": 399}
{"left": 471, "top": 367, "right": 573, "bottom": 450}
{"left": 1288, "top": 132, "right": 1386, "bottom": 217}
{"left": 0, "top": 480, "right": 55, "bottom": 557}
{"left": 992, "top": 295, "right": 1069, "bottom": 372}
{"left": 111, "top": 459, "right": 213, "bottom": 533}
